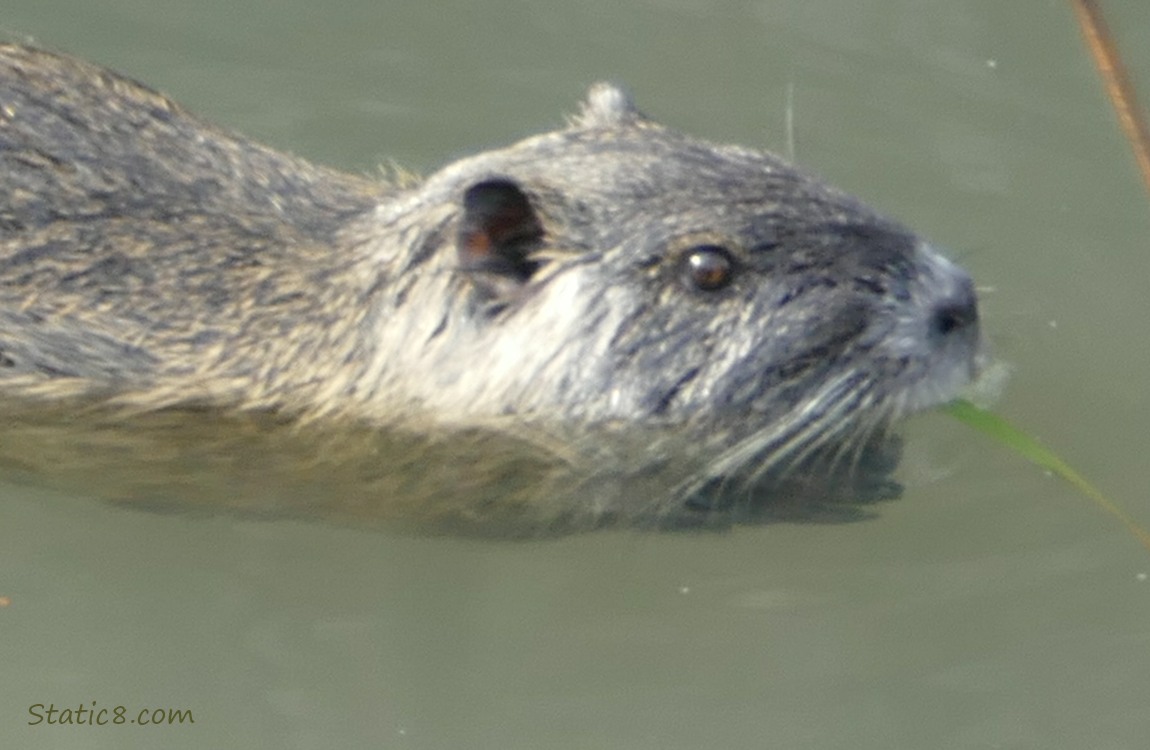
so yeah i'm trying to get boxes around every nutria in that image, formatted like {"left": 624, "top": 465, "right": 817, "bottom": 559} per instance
{"left": 0, "top": 44, "right": 982, "bottom": 530}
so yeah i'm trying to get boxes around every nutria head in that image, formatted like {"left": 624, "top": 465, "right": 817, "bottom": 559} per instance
{"left": 367, "top": 84, "right": 981, "bottom": 491}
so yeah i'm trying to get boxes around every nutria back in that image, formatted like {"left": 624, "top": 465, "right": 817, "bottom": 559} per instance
{"left": 0, "top": 44, "right": 387, "bottom": 402}
{"left": 0, "top": 44, "right": 983, "bottom": 528}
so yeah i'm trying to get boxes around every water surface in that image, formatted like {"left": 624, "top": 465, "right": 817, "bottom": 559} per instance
{"left": 2, "top": 1, "right": 1149, "bottom": 748}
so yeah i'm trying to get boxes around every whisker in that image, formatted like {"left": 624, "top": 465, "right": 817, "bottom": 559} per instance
{"left": 673, "top": 370, "right": 864, "bottom": 502}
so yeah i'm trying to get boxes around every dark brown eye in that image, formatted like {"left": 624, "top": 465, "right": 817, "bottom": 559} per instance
{"left": 682, "top": 245, "right": 734, "bottom": 292}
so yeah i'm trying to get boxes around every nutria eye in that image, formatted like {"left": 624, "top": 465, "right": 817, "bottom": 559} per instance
{"left": 682, "top": 245, "right": 734, "bottom": 292}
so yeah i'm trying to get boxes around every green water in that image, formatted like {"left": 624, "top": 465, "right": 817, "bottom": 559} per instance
{"left": 2, "top": 1, "right": 1149, "bottom": 748}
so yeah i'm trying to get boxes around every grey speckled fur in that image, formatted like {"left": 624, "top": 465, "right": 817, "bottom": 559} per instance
{"left": 0, "top": 45, "right": 982, "bottom": 519}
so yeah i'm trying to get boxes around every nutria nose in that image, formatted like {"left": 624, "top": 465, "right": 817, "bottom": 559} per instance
{"left": 930, "top": 275, "right": 979, "bottom": 340}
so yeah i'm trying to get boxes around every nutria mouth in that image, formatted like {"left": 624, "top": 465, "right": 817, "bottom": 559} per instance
{"left": 0, "top": 45, "right": 983, "bottom": 531}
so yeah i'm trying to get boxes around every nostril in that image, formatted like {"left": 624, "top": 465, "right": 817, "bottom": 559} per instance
{"left": 931, "top": 277, "right": 979, "bottom": 339}
{"left": 933, "top": 303, "right": 975, "bottom": 337}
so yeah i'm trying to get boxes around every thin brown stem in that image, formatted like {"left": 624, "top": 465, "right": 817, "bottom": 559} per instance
{"left": 1071, "top": 0, "right": 1150, "bottom": 198}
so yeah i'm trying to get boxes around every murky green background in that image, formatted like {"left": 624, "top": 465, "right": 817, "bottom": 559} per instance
{"left": 3, "top": 1, "right": 1149, "bottom": 748}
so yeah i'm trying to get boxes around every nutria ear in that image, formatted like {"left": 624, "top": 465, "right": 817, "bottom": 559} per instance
{"left": 574, "top": 82, "right": 645, "bottom": 129}
{"left": 457, "top": 179, "right": 544, "bottom": 299}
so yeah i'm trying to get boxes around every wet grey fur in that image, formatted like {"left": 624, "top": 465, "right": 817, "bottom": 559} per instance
{"left": 0, "top": 45, "right": 981, "bottom": 523}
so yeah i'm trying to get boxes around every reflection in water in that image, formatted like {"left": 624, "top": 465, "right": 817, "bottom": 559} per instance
{"left": 0, "top": 400, "right": 902, "bottom": 537}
